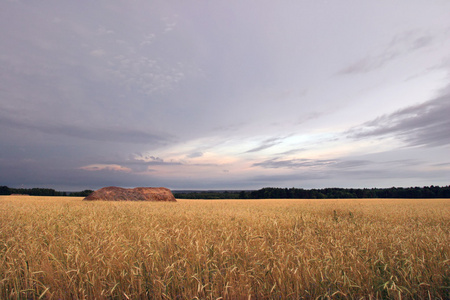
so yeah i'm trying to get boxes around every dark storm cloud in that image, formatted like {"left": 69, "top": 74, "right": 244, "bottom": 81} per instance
{"left": 347, "top": 94, "right": 450, "bottom": 147}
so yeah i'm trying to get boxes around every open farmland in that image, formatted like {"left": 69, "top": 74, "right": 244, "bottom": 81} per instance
{"left": 0, "top": 196, "right": 448, "bottom": 299}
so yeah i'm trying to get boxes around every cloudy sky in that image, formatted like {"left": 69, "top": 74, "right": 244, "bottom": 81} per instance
{"left": 1, "top": 1, "right": 450, "bottom": 191}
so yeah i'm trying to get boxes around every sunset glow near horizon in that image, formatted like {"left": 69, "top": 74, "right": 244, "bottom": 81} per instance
{"left": 1, "top": 1, "right": 449, "bottom": 191}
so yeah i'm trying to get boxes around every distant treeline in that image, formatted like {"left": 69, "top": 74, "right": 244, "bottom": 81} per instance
{"left": 174, "top": 186, "right": 450, "bottom": 199}
{"left": 2, "top": 185, "right": 449, "bottom": 199}
{"left": 0, "top": 186, "right": 93, "bottom": 197}
{"left": 173, "top": 190, "right": 245, "bottom": 199}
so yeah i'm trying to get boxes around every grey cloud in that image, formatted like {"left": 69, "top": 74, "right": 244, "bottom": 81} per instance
{"left": 277, "top": 148, "right": 308, "bottom": 156}
{"left": 143, "top": 156, "right": 164, "bottom": 163}
{"left": 78, "top": 156, "right": 182, "bottom": 174}
{"left": 248, "top": 156, "right": 443, "bottom": 189}
{"left": 296, "top": 111, "right": 323, "bottom": 125}
{"left": 333, "top": 160, "right": 372, "bottom": 168}
{"left": 379, "top": 159, "right": 423, "bottom": 167}
{"left": 0, "top": 156, "right": 141, "bottom": 191}
{"left": 0, "top": 112, "right": 172, "bottom": 145}
{"left": 411, "top": 36, "right": 433, "bottom": 50}
{"left": 347, "top": 95, "right": 450, "bottom": 147}
{"left": 126, "top": 156, "right": 181, "bottom": 167}
{"left": 186, "top": 152, "right": 204, "bottom": 158}
{"left": 108, "top": 54, "right": 187, "bottom": 96}
{"left": 391, "top": 30, "right": 434, "bottom": 51}
{"left": 338, "top": 54, "right": 395, "bottom": 75}
{"left": 130, "top": 154, "right": 165, "bottom": 163}
{"left": 248, "top": 172, "right": 329, "bottom": 185}
{"left": 1, "top": 0, "right": 197, "bottom": 99}
{"left": 192, "top": 163, "right": 220, "bottom": 167}
{"left": 432, "top": 162, "right": 450, "bottom": 167}
{"left": 92, "top": 155, "right": 221, "bottom": 174}
{"left": 245, "top": 137, "right": 285, "bottom": 153}
{"left": 212, "top": 122, "right": 249, "bottom": 133}
{"left": 338, "top": 30, "right": 435, "bottom": 75}
{"left": 253, "top": 158, "right": 373, "bottom": 170}
{"left": 253, "top": 158, "right": 336, "bottom": 169}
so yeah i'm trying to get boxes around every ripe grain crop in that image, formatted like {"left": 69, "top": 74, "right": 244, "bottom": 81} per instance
{"left": 0, "top": 196, "right": 448, "bottom": 299}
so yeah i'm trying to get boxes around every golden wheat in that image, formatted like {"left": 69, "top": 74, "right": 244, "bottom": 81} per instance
{"left": 0, "top": 196, "right": 448, "bottom": 299}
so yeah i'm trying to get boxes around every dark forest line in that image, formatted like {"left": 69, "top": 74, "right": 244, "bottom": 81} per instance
{"left": 0, "top": 186, "right": 93, "bottom": 197}
{"left": 1, "top": 185, "right": 449, "bottom": 199}
{"left": 174, "top": 186, "right": 450, "bottom": 199}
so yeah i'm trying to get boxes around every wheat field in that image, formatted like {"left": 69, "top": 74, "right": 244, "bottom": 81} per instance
{"left": 0, "top": 196, "right": 448, "bottom": 299}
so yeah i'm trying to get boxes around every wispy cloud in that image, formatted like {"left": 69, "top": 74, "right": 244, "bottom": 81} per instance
{"left": 245, "top": 137, "right": 286, "bottom": 153}
{"left": 338, "top": 30, "right": 435, "bottom": 75}
{"left": 253, "top": 158, "right": 336, "bottom": 169}
{"left": 347, "top": 94, "right": 450, "bottom": 147}
{"left": 79, "top": 164, "right": 132, "bottom": 172}
{"left": 253, "top": 157, "right": 373, "bottom": 170}
{"left": 186, "top": 151, "right": 204, "bottom": 158}
{"left": 132, "top": 155, "right": 165, "bottom": 163}
{"left": 125, "top": 155, "right": 183, "bottom": 172}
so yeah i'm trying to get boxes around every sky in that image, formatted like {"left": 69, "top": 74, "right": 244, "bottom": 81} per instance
{"left": 1, "top": 0, "right": 450, "bottom": 191}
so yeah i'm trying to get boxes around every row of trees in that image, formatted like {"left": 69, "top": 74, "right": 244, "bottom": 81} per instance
{"left": 174, "top": 185, "right": 450, "bottom": 199}
{"left": 173, "top": 190, "right": 243, "bottom": 199}
{"left": 2, "top": 185, "right": 449, "bottom": 199}
{"left": 0, "top": 186, "right": 93, "bottom": 197}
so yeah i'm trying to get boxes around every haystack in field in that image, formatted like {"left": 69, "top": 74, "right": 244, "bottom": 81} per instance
{"left": 83, "top": 186, "right": 177, "bottom": 202}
